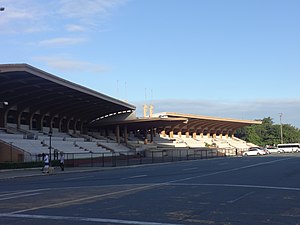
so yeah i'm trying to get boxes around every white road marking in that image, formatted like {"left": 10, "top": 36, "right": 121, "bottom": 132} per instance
{"left": 64, "top": 176, "right": 93, "bottom": 181}
{"left": 10, "top": 183, "right": 160, "bottom": 214}
{"left": 129, "top": 175, "right": 148, "bottom": 179}
{"left": 2, "top": 157, "right": 293, "bottom": 217}
{"left": 182, "top": 167, "right": 198, "bottom": 171}
{"left": 170, "top": 183, "right": 300, "bottom": 192}
{"left": 121, "top": 174, "right": 148, "bottom": 180}
{"left": 0, "top": 189, "right": 49, "bottom": 197}
{"left": 168, "top": 157, "right": 292, "bottom": 183}
{"left": 227, "top": 191, "right": 255, "bottom": 204}
{"left": 0, "top": 213, "right": 183, "bottom": 225}
{"left": 0, "top": 193, "right": 41, "bottom": 201}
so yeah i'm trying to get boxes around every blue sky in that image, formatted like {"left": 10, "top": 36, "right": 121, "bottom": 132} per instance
{"left": 1, "top": 0, "right": 300, "bottom": 127}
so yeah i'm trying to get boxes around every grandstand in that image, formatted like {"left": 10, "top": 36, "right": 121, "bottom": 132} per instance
{"left": 0, "top": 64, "right": 260, "bottom": 163}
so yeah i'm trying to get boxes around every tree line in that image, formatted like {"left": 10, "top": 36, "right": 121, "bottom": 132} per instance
{"left": 235, "top": 117, "right": 300, "bottom": 147}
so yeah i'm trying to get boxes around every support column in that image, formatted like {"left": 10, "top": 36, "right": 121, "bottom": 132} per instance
{"left": 213, "top": 133, "right": 216, "bottom": 139}
{"left": 150, "top": 128, "right": 154, "bottom": 143}
{"left": 231, "top": 129, "right": 236, "bottom": 138}
{"left": 185, "top": 131, "right": 189, "bottom": 138}
{"left": 225, "top": 133, "right": 229, "bottom": 139}
{"left": 169, "top": 130, "right": 174, "bottom": 139}
{"left": 17, "top": 111, "right": 22, "bottom": 129}
{"left": 40, "top": 115, "right": 46, "bottom": 132}
{"left": 192, "top": 132, "right": 197, "bottom": 139}
{"left": 124, "top": 126, "right": 128, "bottom": 145}
{"left": 200, "top": 132, "right": 203, "bottom": 138}
{"left": 66, "top": 118, "right": 71, "bottom": 134}
{"left": 144, "top": 129, "right": 148, "bottom": 144}
{"left": 178, "top": 131, "right": 182, "bottom": 138}
{"left": 59, "top": 118, "right": 63, "bottom": 133}
{"left": 29, "top": 113, "right": 34, "bottom": 130}
{"left": 115, "top": 125, "right": 120, "bottom": 144}
{"left": 0, "top": 109, "right": 9, "bottom": 128}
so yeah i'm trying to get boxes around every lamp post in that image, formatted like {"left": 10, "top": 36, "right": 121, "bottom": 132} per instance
{"left": 48, "top": 130, "right": 52, "bottom": 166}
{"left": 279, "top": 113, "right": 283, "bottom": 144}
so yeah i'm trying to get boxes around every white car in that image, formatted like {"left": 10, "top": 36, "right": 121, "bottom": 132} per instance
{"left": 243, "top": 148, "right": 267, "bottom": 156}
{"left": 265, "top": 147, "right": 283, "bottom": 154}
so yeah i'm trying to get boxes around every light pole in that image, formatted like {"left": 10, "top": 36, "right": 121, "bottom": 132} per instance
{"left": 279, "top": 113, "right": 283, "bottom": 144}
{"left": 48, "top": 130, "right": 52, "bottom": 166}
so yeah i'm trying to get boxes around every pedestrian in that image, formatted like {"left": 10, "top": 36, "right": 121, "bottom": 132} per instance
{"left": 59, "top": 152, "right": 65, "bottom": 171}
{"left": 43, "top": 153, "right": 49, "bottom": 173}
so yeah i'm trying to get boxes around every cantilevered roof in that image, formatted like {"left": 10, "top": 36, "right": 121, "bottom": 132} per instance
{"left": 0, "top": 64, "right": 135, "bottom": 123}
{"left": 92, "top": 111, "right": 260, "bottom": 134}
{"left": 152, "top": 112, "right": 261, "bottom": 133}
{"left": 90, "top": 116, "right": 188, "bottom": 131}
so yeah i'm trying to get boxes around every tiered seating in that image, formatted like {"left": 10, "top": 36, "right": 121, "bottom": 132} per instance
{"left": 213, "top": 137, "right": 233, "bottom": 149}
{"left": 97, "top": 141, "right": 132, "bottom": 155}
{"left": 76, "top": 142, "right": 110, "bottom": 154}
{"left": 227, "top": 137, "right": 250, "bottom": 149}
{"left": 153, "top": 135, "right": 176, "bottom": 147}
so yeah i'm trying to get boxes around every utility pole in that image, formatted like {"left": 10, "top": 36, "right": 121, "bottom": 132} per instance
{"left": 279, "top": 113, "right": 283, "bottom": 144}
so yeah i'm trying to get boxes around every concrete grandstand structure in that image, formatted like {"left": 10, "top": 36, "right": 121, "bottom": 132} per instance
{"left": 0, "top": 64, "right": 261, "bottom": 163}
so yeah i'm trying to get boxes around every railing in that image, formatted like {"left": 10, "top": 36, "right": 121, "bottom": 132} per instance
{"left": 27, "top": 148, "right": 241, "bottom": 168}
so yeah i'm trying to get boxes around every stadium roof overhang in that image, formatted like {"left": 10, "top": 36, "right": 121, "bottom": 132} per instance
{"left": 0, "top": 64, "right": 136, "bottom": 125}
{"left": 153, "top": 112, "right": 262, "bottom": 134}
{"left": 90, "top": 112, "right": 261, "bottom": 134}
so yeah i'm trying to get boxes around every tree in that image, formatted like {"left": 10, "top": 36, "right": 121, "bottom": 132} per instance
{"left": 235, "top": 117, "right": 300, "bottom": 146}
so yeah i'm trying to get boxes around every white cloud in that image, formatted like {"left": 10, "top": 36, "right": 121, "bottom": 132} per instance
{"left": 0, "top": 0, "right": 127, "bottom": 33}
{"left": 0, "top": 1, "right": 45, "bottom": 33}
{"left": 65, "top": 24, "right": 86, "bottom": 32}
{"left": 35, "top": 56, "right": 110, "bottom": 73}
{"left": 133, "top": 99, "right": 300, "bottom": 128}
{"left": 38, "top": 37, "right": 86, "bottom": 47}
{"left": 58, "top": 0, "right": 126, "bottom": 20}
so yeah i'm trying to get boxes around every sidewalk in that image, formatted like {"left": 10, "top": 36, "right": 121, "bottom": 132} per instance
{"left": 0, "top": 166, "right": 111, "bottom": 180}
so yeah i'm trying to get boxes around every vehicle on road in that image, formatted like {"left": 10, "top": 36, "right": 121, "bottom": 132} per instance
{"left": 265, "top": 146, "right": 283, "bottom": 154}
{"left": 243, "top": 147, "right": 267, "bottom": 156}
{"left": 277, "top": 143, "right": 300, "bottom": 153}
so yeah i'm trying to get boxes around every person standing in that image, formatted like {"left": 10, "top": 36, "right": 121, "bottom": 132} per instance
{"left": 43, "top": 153, "right": 49, "bottom": 173}
{"left": 59, "top": 152, "right": 65, "bottom": 171}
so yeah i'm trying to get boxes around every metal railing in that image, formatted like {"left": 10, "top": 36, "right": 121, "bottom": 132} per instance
{"left": 29, "top": 148, "right": 241, "bottom": 168}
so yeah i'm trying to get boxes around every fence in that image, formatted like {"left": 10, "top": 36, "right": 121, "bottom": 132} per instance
{"left": 31, "top": 147, "right": 239, "bottom": 168}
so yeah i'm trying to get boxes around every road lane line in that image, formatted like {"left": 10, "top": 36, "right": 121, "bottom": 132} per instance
{"left": 121, "top": 174, "right": 148, "bottom": 180}
{"left": 168, "top": 157, "right": 292, "bottom": 183}
{"left": 129, "top": 175, "right": 148, "bottom": 179}
{"left": 169, "top": 183, "right": 300, "bottom": 191}
{"left": 182, "top": 167, "right": 198, "bottom": 171}
{"left": 64, "top": 176, "right": 93, "bottom": 181}
{"left": 10, "top": 183, "right": 161, "bottom": 214}
{"left": 0, "top": 213, "right": 184, "bottom": 225}
{"left": 0, "top": 193, "right": 41, "bottom": 201}
{"left": 0, "top": 189, "right": 45, "bottom": 197}
{"left": 227, "top": 191, "right": 255, "bottom": 204}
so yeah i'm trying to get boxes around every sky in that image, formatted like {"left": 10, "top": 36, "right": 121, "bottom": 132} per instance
{"left": 0, "top": 0, "right": 300, "bottom": 127}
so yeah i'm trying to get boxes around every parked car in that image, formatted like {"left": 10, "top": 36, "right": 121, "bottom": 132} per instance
{"left": 243, "top": 147, "right": 267, "bottom": 156}
{"left": 264, "top": 146, "right": 283, "bottom": 154}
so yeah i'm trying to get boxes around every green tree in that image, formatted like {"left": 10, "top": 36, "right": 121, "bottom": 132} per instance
{"left": 235, "top": 117, "right": 300, "bottom": 146}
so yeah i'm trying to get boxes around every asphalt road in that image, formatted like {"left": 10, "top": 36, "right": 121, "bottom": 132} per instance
{"left": 0, "top": 154, "right": 300, "bottom": 225}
